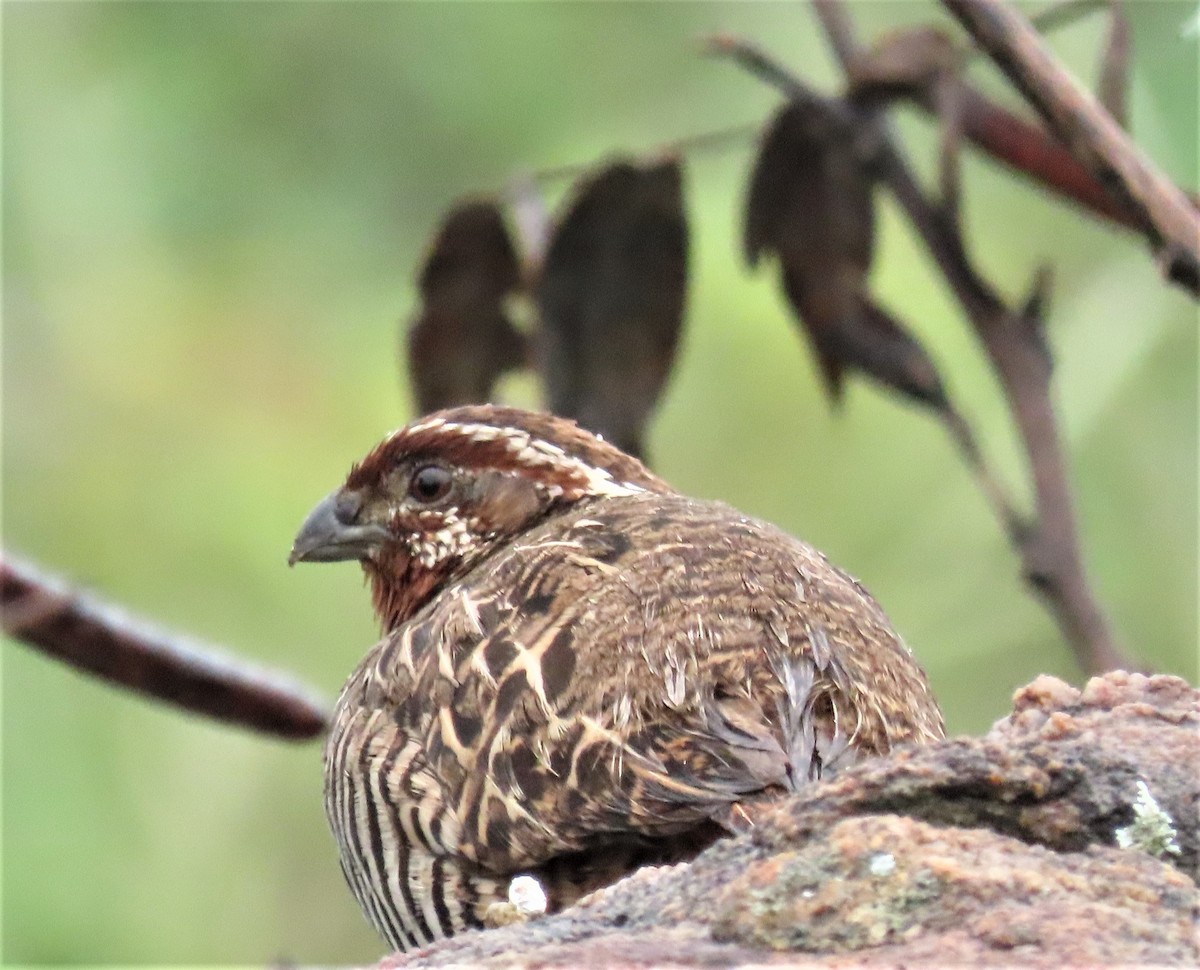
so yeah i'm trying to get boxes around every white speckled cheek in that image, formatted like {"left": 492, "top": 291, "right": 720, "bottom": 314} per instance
{"left": 402, "top": 504, "right": 485, "bottom": 570}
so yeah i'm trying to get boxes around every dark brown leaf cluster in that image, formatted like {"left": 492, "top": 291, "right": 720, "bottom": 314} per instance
{"left": 405, "top": 158, "right": 688, "bottom": 461}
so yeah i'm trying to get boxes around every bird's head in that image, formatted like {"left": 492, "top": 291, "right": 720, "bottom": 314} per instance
{"left": 289, "top": 406, "right": 671, "bottom": 629}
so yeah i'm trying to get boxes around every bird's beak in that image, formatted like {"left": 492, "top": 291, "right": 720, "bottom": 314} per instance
{"left": 288, "top": 491, "right": 389, "bottom": 566}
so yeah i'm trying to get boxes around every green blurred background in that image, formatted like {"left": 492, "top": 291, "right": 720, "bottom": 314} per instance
{"left": 3, "top": 1, "right": 1196, "bottom": 963}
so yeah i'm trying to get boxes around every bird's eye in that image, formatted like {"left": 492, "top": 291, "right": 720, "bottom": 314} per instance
{"left": 409, "top": 465, "right": 453, "bottom": 504}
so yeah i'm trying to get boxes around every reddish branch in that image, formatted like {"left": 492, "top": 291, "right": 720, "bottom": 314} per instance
{"left": 709, "top": 0, "right": 1140, "bottom": 674}
{"left": 891, "top": 73, "right": 1144, "bottom": 229}
{"left": 1, "top": 554, "right": 329, "bottom": 740}
{"left": 528, "top": 39, "right": 1194, "bottom": 247}
{"left": 843, "top": 3, "right": 1182, "bottom": 232}
{"left": 943, "top": 0, "right": 1200, "bottom": 294}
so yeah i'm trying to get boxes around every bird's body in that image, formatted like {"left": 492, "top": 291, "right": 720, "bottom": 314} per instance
{"left": 291, "top": 406, "right": 944, "bottom": 952}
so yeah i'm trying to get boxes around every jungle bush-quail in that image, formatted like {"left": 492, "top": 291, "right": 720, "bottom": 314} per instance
{"left": 289, "top": 405, "right": 944, "bottom": 952}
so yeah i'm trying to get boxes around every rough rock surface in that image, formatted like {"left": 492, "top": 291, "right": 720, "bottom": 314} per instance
{"left": 377, "top": 672, "right": 1199, "bottom": 968}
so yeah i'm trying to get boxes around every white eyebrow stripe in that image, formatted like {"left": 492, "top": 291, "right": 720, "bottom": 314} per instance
{"left": 387, "top": 420, "right": 645, "bottom": 498}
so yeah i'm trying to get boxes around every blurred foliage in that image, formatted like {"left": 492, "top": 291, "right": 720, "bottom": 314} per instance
{"left": 2, "top": 1, "right": 1196, "bottom": 963}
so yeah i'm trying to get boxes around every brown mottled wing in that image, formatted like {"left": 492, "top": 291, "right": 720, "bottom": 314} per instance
{"left": 384, "top": 493, "right": 940, "bottom": 870}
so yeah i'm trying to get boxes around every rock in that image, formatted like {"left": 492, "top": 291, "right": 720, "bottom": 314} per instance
{"left": 755, "top": 670, "right": 1198, "bottom": 881}
{"left": 714, "top": 814, "right": 1197, "bottom": 965}
{"left": 379, "top": 672, "right": 1200, "bottom": 967}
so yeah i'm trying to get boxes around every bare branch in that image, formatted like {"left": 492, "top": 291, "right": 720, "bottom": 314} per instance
{"left": 813, "top": 0, "right": 1139, "bottom": 673}
{"left": 1, "top": 553, "right": 330, "bottom": 740}
{"left": 950, "top": 85, "right": 1148, "bottom": 227}
{"left": 943, "top": 0, "right": 1200, "bottom": 294}
{"left": 715, "top": 4, "right": 1140, "bottom": 674}
{"left": 847, "top": 32, "right": 1154, "bottom": 230}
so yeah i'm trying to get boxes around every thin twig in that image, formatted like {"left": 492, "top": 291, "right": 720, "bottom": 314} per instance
{"left": 854, "top": 57, "right": 1151, "bottom": 229}
{"left": 529, "top": 121, "right": 761, "bottom": 187}
{"left": 1027, "top": 0, "right": 1110, "bottom": 39}
{"left": 811, "top": 0, "right": 1136, "bottom": 673}
{"left": 706, "top": 32, "right": 1024, "bottom": 543}
{"left": 714, "top": 5, "right": 1137, "bottom": 673}
{"left": 1, "top": 553, "right": 330, "bottom": 740}
{"left": 944, "top": 0, "right": 1200, "bottom": 294}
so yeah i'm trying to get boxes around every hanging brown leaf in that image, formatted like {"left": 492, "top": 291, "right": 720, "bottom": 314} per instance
{"left": 535, "top": 157, "right": 688, "bottom": 460}
{"left": 406, "top": 199, "right": 527, "bottom": 412}
{"left": 744, "top": 101, "right": 948, "bottom": 409}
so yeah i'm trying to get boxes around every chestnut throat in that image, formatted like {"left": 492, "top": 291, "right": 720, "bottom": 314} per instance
{"left": 364, "top": 554, "right": 453, "bottom": 632}
{"left": 362, "top": 496, "right": 574, "bottom": 631}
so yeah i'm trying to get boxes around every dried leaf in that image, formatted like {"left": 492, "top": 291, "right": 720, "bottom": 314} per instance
{"left": 834, "top": 298, "right": 948, "bottom": 408}
{"left": 744, "top": 101, "right": 873, "bottom": 277}
{"left": 535, "top": 158, "right": 689, "bottom": 460}
{"left": 744, "top": 102, "right": 948, "bottom": 408}
{"left": 406, "top": 199, "right": 527, "bottom": 412}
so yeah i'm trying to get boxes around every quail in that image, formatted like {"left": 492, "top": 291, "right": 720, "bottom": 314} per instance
{"left": 289, "top": 405, "right": 944, "bottom": 952}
